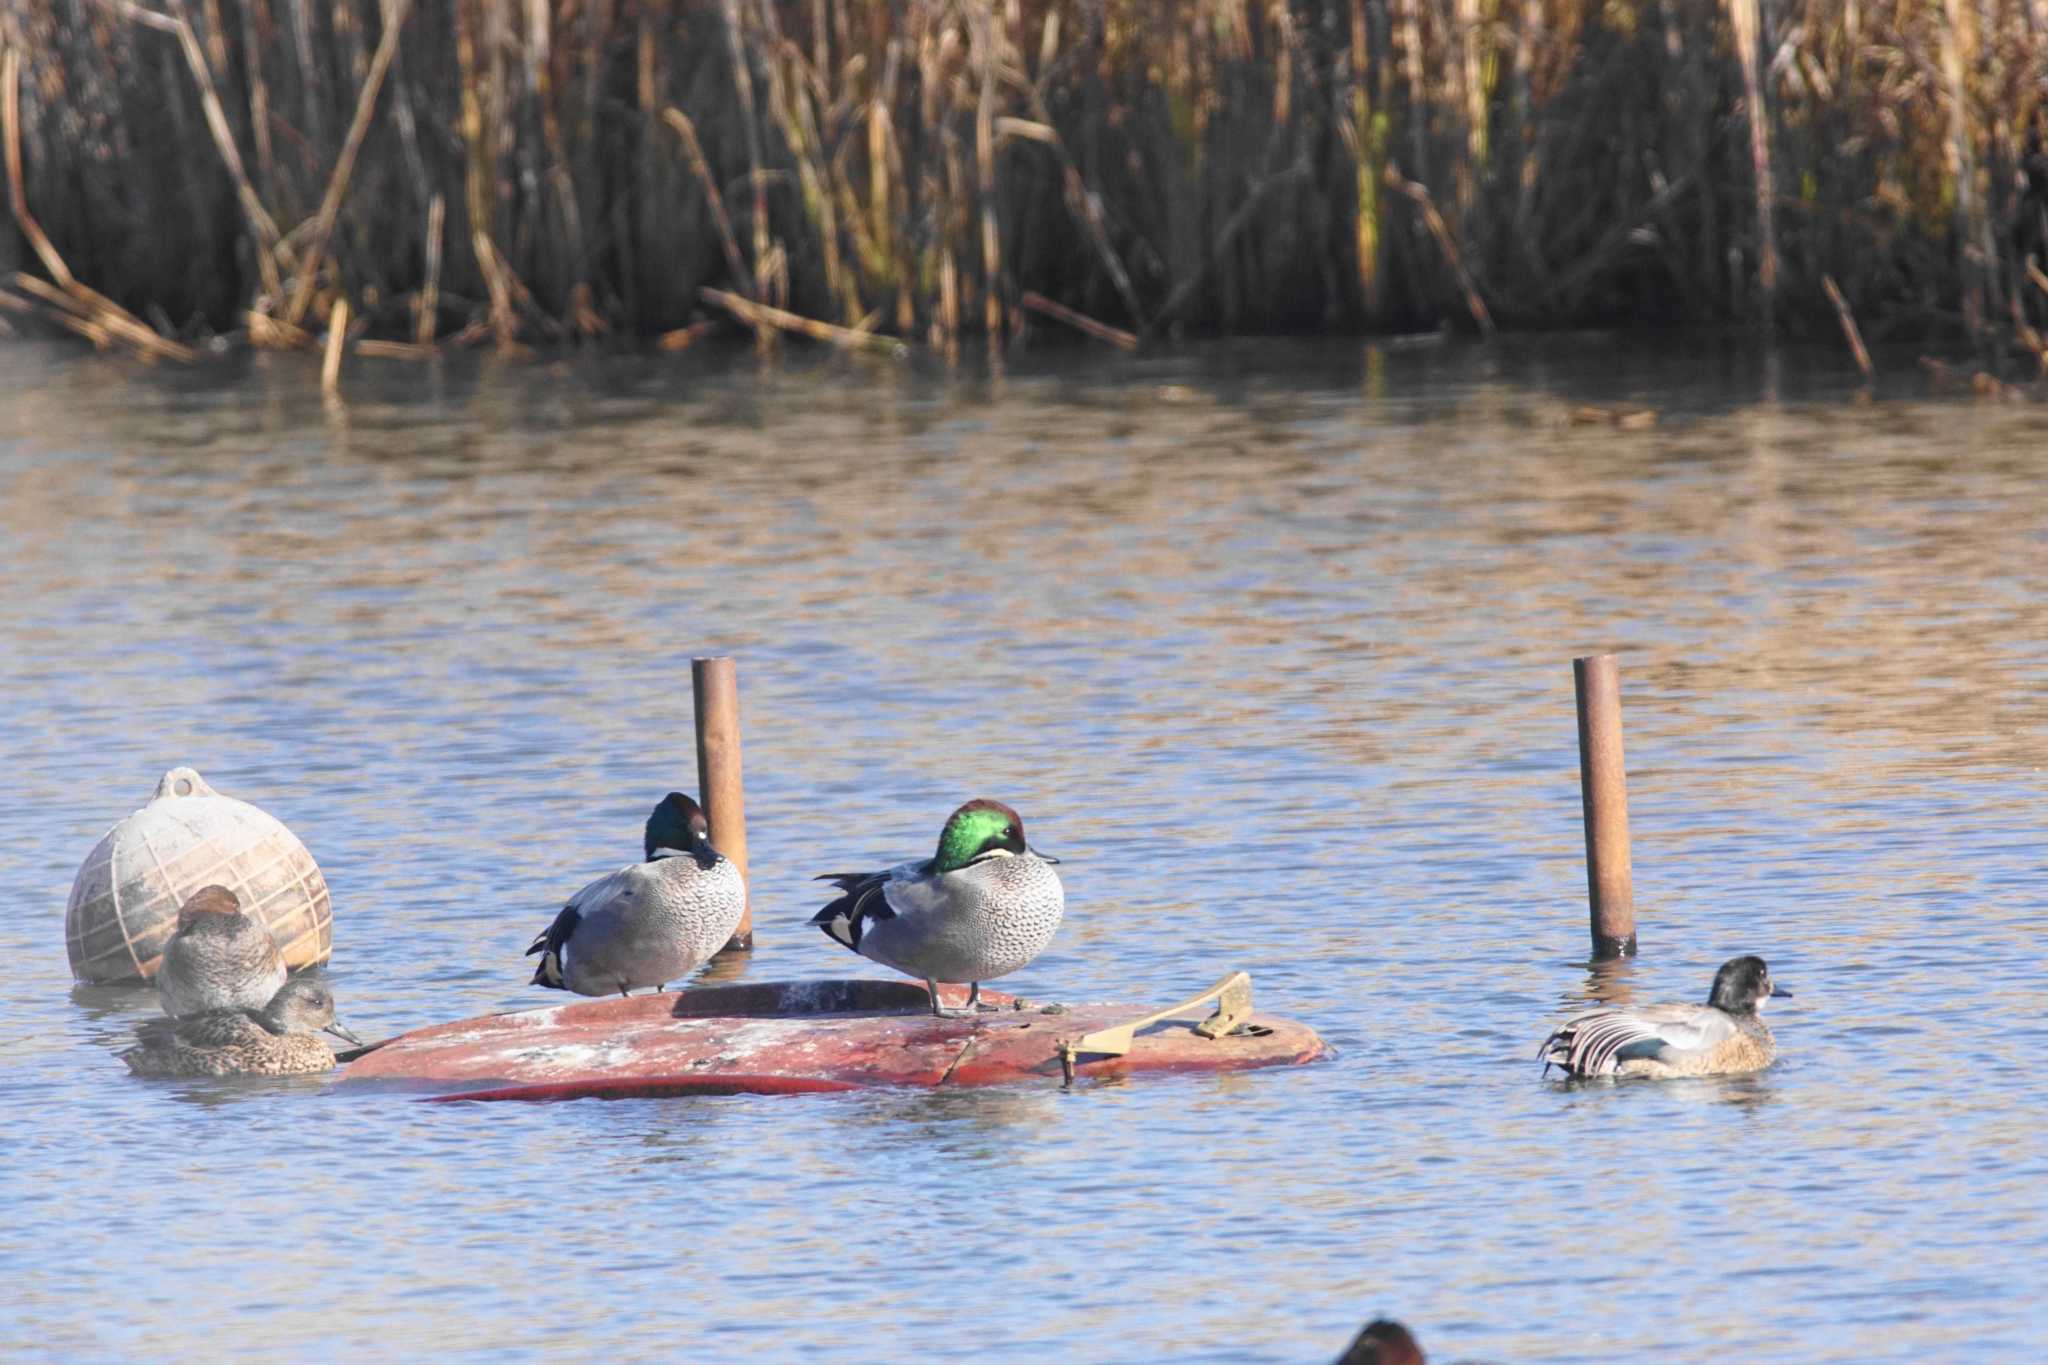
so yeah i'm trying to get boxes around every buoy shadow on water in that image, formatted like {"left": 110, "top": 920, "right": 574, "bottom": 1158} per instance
{"left": 333, "top": 974, "right": 1328, "bottom": 1101}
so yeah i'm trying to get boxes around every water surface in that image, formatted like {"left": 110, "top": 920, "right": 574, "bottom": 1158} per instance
{"left": 2, "top": 336, "right": 2044, "bottom": 1361}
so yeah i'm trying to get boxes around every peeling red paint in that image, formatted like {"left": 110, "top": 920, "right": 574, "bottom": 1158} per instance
{"left": 335, "top": 979, "right": 1328, "bottom": 1100}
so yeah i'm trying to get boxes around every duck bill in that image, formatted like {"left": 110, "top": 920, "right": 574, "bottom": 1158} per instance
{"left": 325, "top": 1020, "right": 365, "bottom": 1047}
{"left": 1769, "top": 985, "right": 1792, "bottom": 999}
{"left": 690, "top": 829, "right": 723, "bottom": 869}
{"left": 1029, "top": 846, "right": 1061, "bottom": 865}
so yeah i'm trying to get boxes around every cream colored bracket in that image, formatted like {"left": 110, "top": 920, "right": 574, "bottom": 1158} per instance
{"left": 1058, "top": 971, "right": 1254, "bottom": 1083}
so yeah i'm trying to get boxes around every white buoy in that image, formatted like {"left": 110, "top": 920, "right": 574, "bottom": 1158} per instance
{"left": 65, "top": 768, "right": 332, "bottom": 984}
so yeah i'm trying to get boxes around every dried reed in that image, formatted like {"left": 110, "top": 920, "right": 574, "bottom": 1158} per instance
{"left": 0, "top": 1, "right": 2041, "bottom": 368}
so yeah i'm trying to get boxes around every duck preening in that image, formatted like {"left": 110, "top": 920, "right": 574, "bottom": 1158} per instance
{"left": 810, "top": 799, "right": 1064, "bottom": 1017}
{"left": 154, "top": 884, "right": 288, "bottom": 1019}
{"left": 1539, "top": 954, "right": 1792, "bottom": 1079}
{"left": 124, "top": 978, "right": 362, "bottom": 1077}
{"left": 526, "top": 793, "right": 746, "bottom": 997}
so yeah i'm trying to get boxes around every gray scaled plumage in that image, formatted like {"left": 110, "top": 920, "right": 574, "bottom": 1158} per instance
{"left": 526, "top": 792, "right": 747, "bottom": 997}
{"left": 810, "top": 799, "right": 1064, "bottom": 1016}
{"left": 1538, "top": 954, "right": 1792, "bottom": 1079}
{"left": 155, "top": 885, "right": 289, "bottom": 1019}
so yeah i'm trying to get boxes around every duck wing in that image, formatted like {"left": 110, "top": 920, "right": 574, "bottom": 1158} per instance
{"left": 132, "top": 1008, "right": 269, "bottom": 1049}
{"left": 174, "top": 1009, "right": 273, "bottom": 1047}
{"left": 810, "top": 859, "right": 929, "bottom": 952}
{"left": 1539, "top": 1003, "right": 1735, "bottom": 1076}
{"left": 525, "top": 861, "right": 637, "bottom": 987}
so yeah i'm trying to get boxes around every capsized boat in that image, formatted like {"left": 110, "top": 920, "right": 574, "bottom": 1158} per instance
{"left": 334, "top": 971, "right": 1327, "bottom": 1100}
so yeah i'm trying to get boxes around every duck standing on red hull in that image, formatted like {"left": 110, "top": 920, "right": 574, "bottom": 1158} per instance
{"left": 526, "top": 793, "right": 746, "bottom": 998}
{"left": 811, "top": 799, "right": 1064, "bottom": 1017}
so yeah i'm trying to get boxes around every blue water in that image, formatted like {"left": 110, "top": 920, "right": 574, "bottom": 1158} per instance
{"left": 2, "top": 336, "right": 2044, "bottom": 1360}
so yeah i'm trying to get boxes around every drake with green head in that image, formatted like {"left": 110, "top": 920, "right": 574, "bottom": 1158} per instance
{"left": 811, "top": 799, "right": 1064, "bottom": 1017}
{"left": 526, "top": 792, "right": 746, "bottom": 997}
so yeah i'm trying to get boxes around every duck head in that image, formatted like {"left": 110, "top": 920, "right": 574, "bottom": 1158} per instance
{"left": 260, "top": 978, "right": 364, "bottom": 1046}
{"left": 176, "top": 885, "right": 242, "bottom": 929}
{"left": 1707, "top": 955, "right": 1791, "bottom": 1015}
{"left": 644, "top": 792, "right": 720, "bottom": 869}
{"left": 932, "top": 799, "right": 1058, "bottom": 874}
{"left": 1336, "top": 1319, "right": 1424, "bottom": 1365}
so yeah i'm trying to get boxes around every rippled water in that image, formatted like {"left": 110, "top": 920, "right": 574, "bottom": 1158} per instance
{"left": 3, "top": 336, "right": 2044, "bottom": 1361}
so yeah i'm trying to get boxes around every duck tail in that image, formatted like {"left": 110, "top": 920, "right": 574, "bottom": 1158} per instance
{"left": 1535, "top": 1023, "right": 1575, "bottom": 1076}
{"left": 809, "top": 873, "right": 893, "bottom": 952}
{"left": 527, "top": 906, "right": 579, "bottom": 990}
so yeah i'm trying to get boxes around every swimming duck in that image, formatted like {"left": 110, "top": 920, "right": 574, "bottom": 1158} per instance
{"left": 123, "top": 978, "right": 363, "bottom": 1077}
{"left": 526, "top": 792, "right": 746, "bottom": 997}
{"left": 154, "top": 884, "right": 289, "bottom": 1019}
{"left": 810, "top": 799, "right": 1064, "bottom": 1017}
{"left": 1336, "top": 1319, "right": 1425, "bottom": 1365}
{"left": 1538, "top": 954, "right": 1791, "bottom": 1079}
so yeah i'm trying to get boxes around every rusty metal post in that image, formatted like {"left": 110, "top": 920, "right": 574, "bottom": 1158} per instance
{"left": 693, "top": 657, "right": 753, "bottom": 951}
{"left": 1574, "top": 654, "right": 1637, "bottom": 959}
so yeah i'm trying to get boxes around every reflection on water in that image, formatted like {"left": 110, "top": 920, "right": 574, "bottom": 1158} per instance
{"left": 2, "top": 335, "right": 2045, "bottom": 1360}
{"left": 1573, "top": 954, "right": 1641, "bottom": 1009}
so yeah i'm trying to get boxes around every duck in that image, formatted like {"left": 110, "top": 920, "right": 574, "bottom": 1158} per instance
{"left": 526, "top": 792, "right": 746, "bottom": 997}
{"left": 810, "top": 799, "right": 1063, "bottom": 1017}
{"left": 1336, "top": 1319, "right": 1424, "bottom": 1365}
{"left": 123, "top": 978, "right": 363, "bottom": 1077}
{"left": 1538, "top": 954, "right": 1791, "bottom": 1079}
{"left": 154, "top": 884, "right": 289, "bottom": 1019}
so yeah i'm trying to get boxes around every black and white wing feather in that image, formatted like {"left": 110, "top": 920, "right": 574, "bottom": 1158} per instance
{"left": 810, "top": 859, "right": 926, "bottom": 952}
{"left": 1538, "top": 1004, "right": 1733, "bottom": 1077}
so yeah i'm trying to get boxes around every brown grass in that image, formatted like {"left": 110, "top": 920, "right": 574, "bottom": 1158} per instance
{"left": 0, "top": 1, "right": 2043, "bottom": 373}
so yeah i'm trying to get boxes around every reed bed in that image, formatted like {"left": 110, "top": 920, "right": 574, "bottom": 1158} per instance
{"left": 1, "top": 1, "right": 2045, "bottom": 372}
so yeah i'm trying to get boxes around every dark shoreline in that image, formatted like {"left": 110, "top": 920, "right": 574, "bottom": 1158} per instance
{"left": 3, "top": 2, "right": 2044, "bottom": 375}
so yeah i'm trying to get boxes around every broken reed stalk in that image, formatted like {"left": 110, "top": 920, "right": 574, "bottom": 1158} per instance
{"left": 1386, "top": 164, "right": 1495, "bottom": 336}
{"left": 5, "top": 50, "right": 197, "bottom": 365}
{"left": 1020, "top": 290, "right": 1137, "bottom": 349}
{"left": 10, "top": 273, "right": 190, "bottom": 360}
{"left": 355, "top": 338, "right": 436, "bottom": 359}
{"left": 700, "top": 286, "right": 905, "bottom": 356}
{"left": 662, "top": 108, "right": 754, "bottom": 295}
{"left": 322, "top": 296, "right": 349, "bottom": 395}
{"left": 4, "top": 47, "right": 72, "bottom": 291}
{"left": 1002, "top": 110, "right": 1147, "bottom": 333}
{"left": 471, "top": 228, "right": 519, "bottom": 348}
{"left": 1821, "top": 275, "right": 1874, "bottom": 382}
{"left": 284, "top": 0, "right": 416, "bottom": 330}
{"left": 656, "top": 320, "right": 719, "bottom": 350}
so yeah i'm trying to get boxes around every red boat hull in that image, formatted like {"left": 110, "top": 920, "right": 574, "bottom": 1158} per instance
{"left": 335, "top": 979, "right": 1328, "bottom": 1100}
